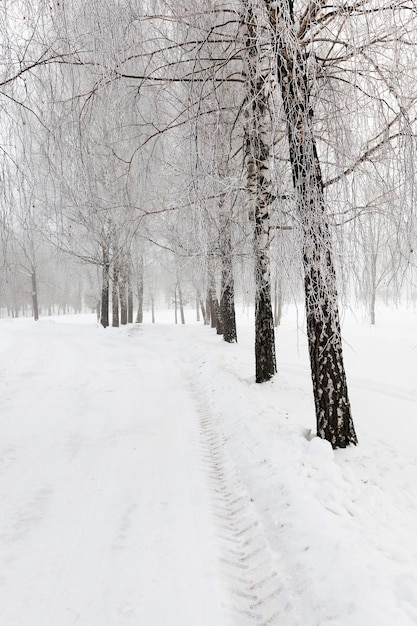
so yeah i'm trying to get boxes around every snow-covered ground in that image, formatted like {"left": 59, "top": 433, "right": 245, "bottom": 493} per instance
{"left": 0, "top": 305, "right": 416, "bottom": 625}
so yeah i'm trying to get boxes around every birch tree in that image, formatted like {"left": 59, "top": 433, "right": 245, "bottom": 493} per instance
{"left": 242, "top": 2, "right": 278, "bottom": 380}
{"left": 3, "top": 0, "right": 417, "bottom": 448}
{"left": 250, "top": 0, "right": 417, "bottom": 446}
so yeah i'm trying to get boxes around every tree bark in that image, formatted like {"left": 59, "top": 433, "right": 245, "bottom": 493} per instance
{"left": 244, "top": 3, "right": 276, "bottom": 381}
{"left": 135, "top": 256, "right": 144, "bottom": 324}
{"left": 208, "top": 260, "right": 223, "bottom": 335}
{"left": 205, "top": 290, "right": 212, "bottom": 326}
{"left": 112, "top": 262, "right": 119, "bottom": 328}
{"left": 254, "top": 226, "right": 276, "bottom": 382}
{"left": 264, "top": 0, "right": 357, "bottom": 447}
{"left": 219, "top": 199, "right": 237, "bottom": 343}
{"left": 370, "top": 251, "right": 377, "bottom": 325}
{"left": 100, "top": 246, "right": 110, "bottom": 328}
{"left": 31, "top": 269, "right": 39, "bottom": 321}
{"left": 127, "top": 272, "right": 134, "bottom": 324}
{"left": 177, "top": 282, "right": 186, "bottom": 325}
{"left": 119, "top": 265, "right": 128, "bottom": 325}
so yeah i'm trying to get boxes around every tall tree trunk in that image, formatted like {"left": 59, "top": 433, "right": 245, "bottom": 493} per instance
{"left": 135, "top": 255, "right": 144, "bottom": 324}
{"left": 205, "top": 290, "right": 212, "bottom": 326}
{"left": 177, "top": 282, "right": 186, "bottom": 325}
{"left": 369, "top": 251, "right": 377, "bottom": 325}
{"left": 264, "top": 0, "right": 357, "bottom": 447}
{"left": 151, "top": 292, "right": 155, "bottom": 323}
{"left": 198, "top": 292, "right": 208, "bottom": 325}
{"left": 112, "top": 262, "right": 119, "bottom": 328}
{"left": 119, "top": 264, "right": 128, "bottom": 325}
{"left": 244, "top": 4, "right": 276, "bottom": 381}
{"left": 254, "top": 208, "right": 276, "bottom": 382}
{"left": 208, "top": 259, "right": 223, "bottom": 335}
{"left": 220, "top": 261, "right": 237, "bottom": 342}
{"left": 100, "top": 247, "right": 110, "bottom": 328}
{"left": 219, "top": 198, "right": 237, "bottom": 343}
{"left": 31, "top": 269, "right": 39, "bottom": 321}
{"left": 127, "top": 271, "right": 134, "bottom": 324}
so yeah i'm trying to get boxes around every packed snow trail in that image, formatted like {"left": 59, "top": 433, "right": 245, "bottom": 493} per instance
{"left": 0, "top": 316, "right": 229, "bottom": 626}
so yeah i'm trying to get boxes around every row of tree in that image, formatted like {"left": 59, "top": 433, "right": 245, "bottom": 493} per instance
{"left": 1, "top": 0, "right": 417, "bottom": 447}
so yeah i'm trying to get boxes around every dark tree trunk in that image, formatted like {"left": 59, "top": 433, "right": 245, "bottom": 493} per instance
{"left": 100, "top": 249, "right": 110, "bottom": 328}
{"left": 208, "top": 261, "right": 223, "bottom": 334}
{"left": 221, "top": 265, "right": 237, "bottom": 343}
{"left": 209, "top": 289, "right": 216, "bottom": 329}
{"left": 127, "top": 273, "right": 134, "bottom": 324}
{"left": 244, "top": 5, "right": 276, "bottom": 381}
{"left": 135, "top": 256, "right": 144, "bottom": 324}
{"left": 219, "top": 203, "right": 237, "bottom": 343}
{"left": 205, "top": 291, "right": 212, "bottom": 326}
{"left": 119, "top": 267, "right": 128, "bottom": 325}
{"left": 254, "top": 225, "right": 276, "bottom": 382}
{"left": 210, "top": 289, "right": 223, "bottom": 334}
{"left": 112, "top": 263, "right": 119, "bottom": 328}
{"left": 31, "top": 270, "right": 39, "bottom": 321}
{"left": 289, "top": 115, "right": 357, "bottom": 448}
{"left": 265, "top": 0, "right": 357, "bottom": 446}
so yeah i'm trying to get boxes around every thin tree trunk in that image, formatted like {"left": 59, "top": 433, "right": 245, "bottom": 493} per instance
{"left": 31, "top": 269, "right": 39, "bottom": 321}
{"left": 198, "top": 293, "right": 208, "bottom": 324}
{"left": 127, "top": 272, "right": 134, "bottom": 324}
{"left": 119, "top": 265, "right": 128, "bottom": 325}
{"left": 112, "top": 263, "right": 119, "bottom": 328}
{"left": 370, "top": 251, "right": 377, "bottom": 325}
{"left": 100, "top": 247, "right": 110, "bottom": 328}
{"left": 219, "top": 199, "right": 237, "bottom": 343}
{"left": 208, "top": 259, "right": 223, "bottom": 334}
{"left": 135, "top": 256, "right": 144, "bottom": 324}
{"left": 178, "top": 282, "right": 185, "bottom": 325}
{"left": 370, "top": 289, "right": 376, "bottom": 326}
{"left": 151, "top": 292, "right": 155, "bottom": 323}
{"left": 205, "top": 290, "right": 212, "bottom": 326}
{"left": 220, "top": 261, "right": 237, "bottom": 342}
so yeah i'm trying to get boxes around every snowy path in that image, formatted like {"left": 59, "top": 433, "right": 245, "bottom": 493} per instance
{"left": 0, "top": 318, "right": 230, "bottom": 625}
{"left": 2, "top": 310, "right": 417, "bottom": 626}
{"left": 0, "top": 317, "right": 294, "bottom": 626}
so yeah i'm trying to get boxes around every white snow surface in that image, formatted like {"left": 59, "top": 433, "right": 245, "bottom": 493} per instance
{"left": 0, "top": 305, "right": 417, "bottom": 625}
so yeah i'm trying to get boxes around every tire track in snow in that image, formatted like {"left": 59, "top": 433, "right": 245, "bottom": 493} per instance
{"left": 189, "top": 384, "right": 301, "bottom": 626}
